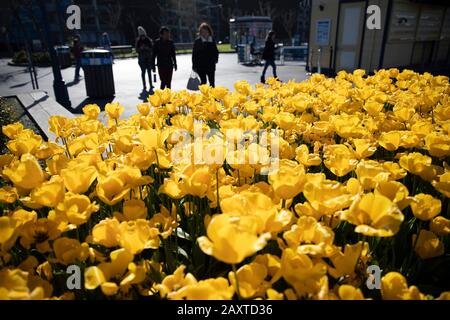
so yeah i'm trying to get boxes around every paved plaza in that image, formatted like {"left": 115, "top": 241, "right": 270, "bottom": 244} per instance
{"left": 0, "top": 53, "right": 307, "bottom": 119}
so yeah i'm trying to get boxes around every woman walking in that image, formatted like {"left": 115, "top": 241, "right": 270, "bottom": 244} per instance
{"left": 261, "top": 31, "right": 278, "bottom": 83}
{"left": 135, "top": 26, "right": 154, "bottom": 91}
{"left": 192, "top": 23, "right": 219, "bottom": 87}
{"left": 152, "top": 27, "right": 177, "bottom": 89}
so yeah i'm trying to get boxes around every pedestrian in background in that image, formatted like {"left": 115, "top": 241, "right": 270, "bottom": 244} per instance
{"left": 261, "top": 30, "right": 277, "bottom": 83}
{"left": 152, "top": 26, "right": 177, "bottom": 89}
{"left": 192, "top": 23, "right": 219, "bottom": 87}
{"left": 101, "top": 32, "right": 114, "bottom": 62}
{"left": 71, "top": 35, "right": 83, "bottom": 81}
{"left": 135, "top": 26, "right": 154, "bottom": 91}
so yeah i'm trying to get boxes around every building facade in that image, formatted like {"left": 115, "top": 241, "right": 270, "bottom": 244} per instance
{"left": 308, "top": 0, "right": 450, "bottom": 75}
{"left": 159, "top": 0, "right": 223, "bottom": 43}
{"left": 297, "top": 0, "right": 312, "bottom": 45}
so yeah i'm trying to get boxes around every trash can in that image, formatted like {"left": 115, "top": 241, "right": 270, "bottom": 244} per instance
{"left": 55, "top": 46, "right": 71, "bottom": 69}
{"left": 237, "top": 44, "right": 250, "bottom": 64}
{"left": 81, "top": 49, "right": 115, "bottom": 98}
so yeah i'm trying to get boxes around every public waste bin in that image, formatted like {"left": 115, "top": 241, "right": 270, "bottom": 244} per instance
{"left": 81, "top": 49, "right": 115, "bottom": 98}
{"left": 55, "top": 46, "right": 71, "bottom": 69}
{"left": 237, "top": 44, "right": 250, "bottom": 64}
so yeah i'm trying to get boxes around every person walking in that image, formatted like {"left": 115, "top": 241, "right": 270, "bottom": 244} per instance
{"left": 192, "top": 23, "right": 219, "bottom": 87}
{"left": 152, "top": 26, "right": 177, "bottom": 89}
{"left": 261, "top": 31, "right": 278, "bottom": 83}
{"left": 135, "top": 26, "right": 154, "bottom": 91}
{"left": 71, "top": 35, "right": 83, "bottom": 81}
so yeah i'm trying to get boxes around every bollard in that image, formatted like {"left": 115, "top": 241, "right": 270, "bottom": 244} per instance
{"left": 317, "top": 48, "right": 322, "bottom": 74}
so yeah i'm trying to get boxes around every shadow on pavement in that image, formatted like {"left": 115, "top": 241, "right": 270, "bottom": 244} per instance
{"left": 72, "top": 96, "right": 115, "bottom": 114}
{"left": 8, "top": 71, "right": 53, "bottom": 89}
{"left": 66, "top": 79, "right": 82, "bottom": 87}
{"left": 25, "top": 95, "right": 49, "bottom": 110}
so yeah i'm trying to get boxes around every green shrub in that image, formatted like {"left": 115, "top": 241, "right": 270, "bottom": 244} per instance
{"left": 0, "top": 98, "right": 15, "bottom": 153}
{"left": 12, "top": 50, "right": 51, "bottom": 65}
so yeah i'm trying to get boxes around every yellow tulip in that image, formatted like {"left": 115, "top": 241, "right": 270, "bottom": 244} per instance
{"left": 280, "top": 248, "right": 327, "bottom": 298}
{"left": 338, "top": 285, "right": 365, "bottom": 300}
{"left": 57, "top": 193, "right": 99, "bottom": 226}
{"left": 61, "top": 163, "right": 97, "bottom": 194}
{"left": 381, "top": 272, "right": 425, "bottom": 300}
{"left": 432, "top": 172, "right": 450, "bottom": 197}
{"left": 105, "top": 102, "right": 125, "bottom": 120}
{"left": 0, "top": 186, "right": 19, "bottom": 204}
{"left": 198, "top": 213, "right": 270, "bottom": 264}
{"left": 323, "top": 144, "right": 358, "bottom": 177}
{"left": 3, "top": 154, "right": 45, "bottom": 190}
{"left": 268, "top": 160, "right": 305, "bottom": 200}
{"left": 0, "top": 268, "right": 48, "bottom": 300}
{"left": 92, "top": 218, "right": 121, "bottom": 248}
{"left": 30, "top": 176, "right": 65, "bottom": 208}
{"left": 53, "top": 237, "right": 89, "bottom": 265}
{"left": 351, "top": 139, "right": 377, "bottom": 159}
{"left": 303, "top": 178, "right": 353, "bottom": 216}
{"left": 6, "top": 131, "right": 42, "bottom": 156}
{"left": 96, "top": 174, "right": 130, "bottom": 206}
{"left": 355, "top": 160, "right": 390, "bottom": 190}
{"left": 156, "top": 265, "right": 198, "bottom": 299}
{"left": 228, "top": 262, "right": 269, "bottom": 299}
{"left": 84, "top": 266, "right": 106, "bottom": 290}
{"left": 341, "top": 193, "right": 404, "bottom": 237}
{"left": 48, "top": 115, "right": 74, "bottom": 138}
{"left": 2, "top": 122, "right": 24, "bottom": 139}
{"left": 179, "top": 165, "right": 213, "bottom": 198}
{"left": 283, "top": 216, "right": 336, "bottom": 257}
{"left": 137, "top": 103, "right": 151, "bottom": 116}
{"left": 410, "top": 193, "right": 441, "bottom": 221}
{"left": 19, "top": 218, "right": 61, "bottom": 253}
{"left": 425, "top": 132, "right": 450, "bottom": 158}
{"left": 430, "top": 216, "right": 450, "bottom": 236}
{"left": 412, "top": 229, "right": 444, "bottom": 259}
{"left": 82, "top": 104, "right": 101, "bottom": 120}
{"left": 328, "top": 241, "right": 368, "bottom": 279}
{"left": 123, "top": 199, "right": 147, "bottom": 220}
{"left": 379, "top": 131, "right": 401, "bottom": 151}
{"left": 374, "top": 181, "right": 412, "bottom": 210}
{"left": 118, "top": 219, "right": 160, "bottom": 254}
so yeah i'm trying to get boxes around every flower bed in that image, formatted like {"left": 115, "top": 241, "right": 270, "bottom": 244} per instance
{"left": 0, "top": 69, "right": 449, "bottom": 300}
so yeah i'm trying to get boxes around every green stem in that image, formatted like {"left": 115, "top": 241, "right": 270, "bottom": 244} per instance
{"left": 216, "top": 169, "right": 221, "bottom": 213}
{"left": 232, "top": 264, "right": 242, "bottom": 300}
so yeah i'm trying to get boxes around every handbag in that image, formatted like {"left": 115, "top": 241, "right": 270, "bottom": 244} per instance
{"left": 187, "top": 71, "right": 200, "bottom": 91}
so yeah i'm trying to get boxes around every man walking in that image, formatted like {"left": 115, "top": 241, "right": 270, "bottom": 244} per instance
{"left": 152, "top": 27, "right": 177, "bottom": 89}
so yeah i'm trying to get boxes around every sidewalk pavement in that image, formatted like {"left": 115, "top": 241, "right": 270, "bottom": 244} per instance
{"left": 0, "top": 53, "right": 308, "bottom": 119}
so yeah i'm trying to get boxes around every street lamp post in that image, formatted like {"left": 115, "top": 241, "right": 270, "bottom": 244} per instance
{"left": 36, "top": 0, "right": 71, "bottom": 108}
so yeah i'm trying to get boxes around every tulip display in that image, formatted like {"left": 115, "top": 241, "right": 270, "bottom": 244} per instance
{"left": 0, "top": 69, "right": 449, "bottom": 300}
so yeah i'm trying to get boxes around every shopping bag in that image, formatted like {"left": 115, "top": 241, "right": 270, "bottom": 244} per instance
{"left": 187, "top": 71, "right": 200, "bottom": 91}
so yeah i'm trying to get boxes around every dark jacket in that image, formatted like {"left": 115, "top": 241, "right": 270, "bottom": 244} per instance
{"left": 135, "top": 36, "right": 153, "bottom": 62}
{"left": 192, "top": 37, "right": 219, "bottom": 72}
{"left": 71, "top": 44, "right": 83, "bottom": 60}
{"left": 262, "top": 38, "right": 276, "bottom": 61}
{"left": 152, "top": 38, "right": 177, "bottom": 69}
